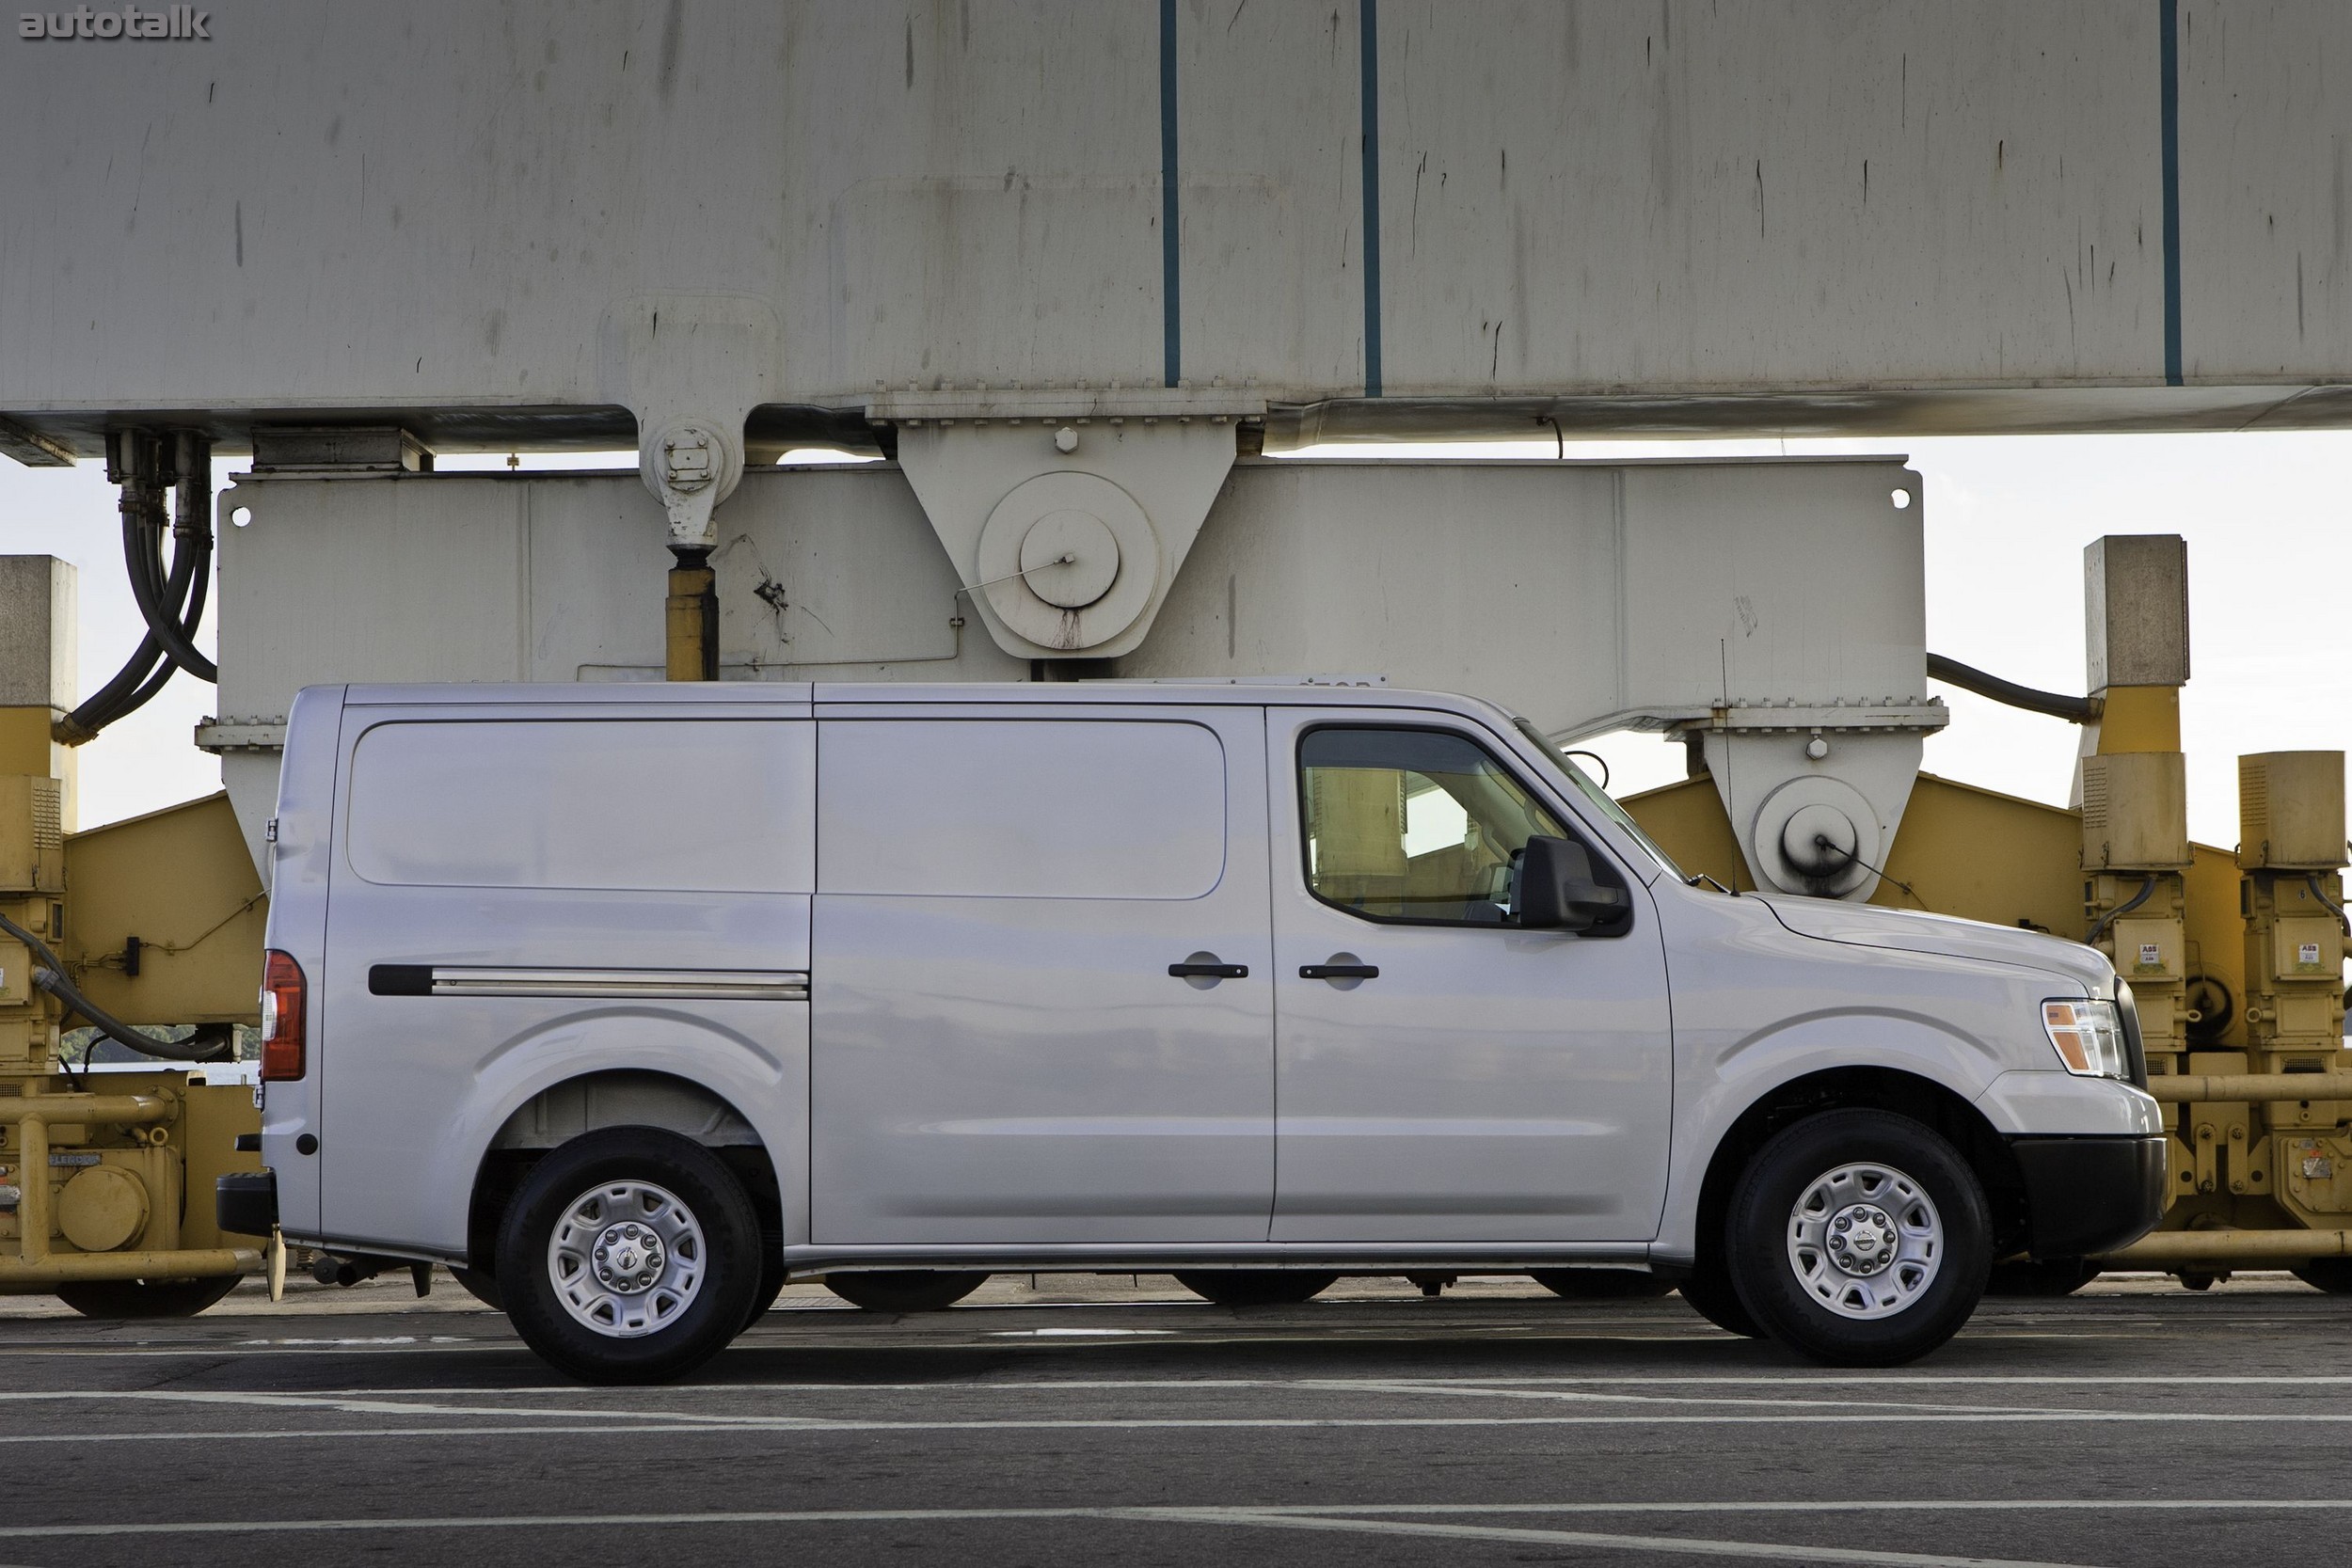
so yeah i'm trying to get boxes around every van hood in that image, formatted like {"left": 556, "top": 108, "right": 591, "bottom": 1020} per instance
{"left": 1750, "top": 893, "right": 2115, "bottom": 995}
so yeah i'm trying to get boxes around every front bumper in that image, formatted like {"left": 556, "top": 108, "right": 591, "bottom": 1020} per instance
{"left": 2009, "top": 1135, "right": 2167, "bottom": 1258}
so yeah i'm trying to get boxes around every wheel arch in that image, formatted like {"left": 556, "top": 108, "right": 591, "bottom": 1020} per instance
{"left": 1691, "top": 1067, "right": 2028, "bottom": 1272}
{"left": 468, "top": 1069, "right": 784, "bottom": 1275}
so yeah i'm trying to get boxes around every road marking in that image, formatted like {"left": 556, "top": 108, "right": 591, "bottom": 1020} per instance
{"left": 15, "top": 1406, "right": 2352, "bottom": 1445}
{"left": 0, "top": 1500, "right": 2116, "bottom": 1565}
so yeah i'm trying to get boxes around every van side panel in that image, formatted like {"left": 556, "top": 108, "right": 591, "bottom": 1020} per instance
{"left": 256, "top": 684, "right": 348, "bottom": 1243}
{"left": 810, "top": 708, "right": 1278, "bottom": 1245}
{"left": 317, "top": 708, "right": 816, "bottom": 1257}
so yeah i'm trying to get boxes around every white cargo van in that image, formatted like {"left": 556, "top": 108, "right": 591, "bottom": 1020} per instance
{"left": 217, "top": 681, "right": 2163, "bottom": 1383}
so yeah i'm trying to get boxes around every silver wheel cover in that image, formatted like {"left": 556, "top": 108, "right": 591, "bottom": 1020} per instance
{"left": 547, "top": 1179, "right": 707, "bottom": 1338}
{"left": 1785, "top": 1161, "right": 1942, "bottom": 1321}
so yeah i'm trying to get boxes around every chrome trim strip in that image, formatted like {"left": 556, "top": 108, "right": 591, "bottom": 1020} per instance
{"left": 427, "top": 967, "right": 808, "bottom": 1001}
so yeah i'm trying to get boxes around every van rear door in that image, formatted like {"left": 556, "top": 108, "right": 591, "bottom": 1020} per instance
{"left": 810, "top": 704, "right": 1273, "bottom": 1245}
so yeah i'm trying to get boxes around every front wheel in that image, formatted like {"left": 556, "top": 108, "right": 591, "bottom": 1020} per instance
{"left": 496, "top": 1129, "right": 762, "bottom": 1385}
{"left": 1724, "top": 1109, "right": 1991, "bottom": 1367}
{"left": 56, "top": 1275, "right": 240, "bottom": 1320}
{"left": 824, "top": 1271, "right": 988, "bottom": 1313}
{"left": 1172, "top": 1270, "right": 1338, "bottom": 1307}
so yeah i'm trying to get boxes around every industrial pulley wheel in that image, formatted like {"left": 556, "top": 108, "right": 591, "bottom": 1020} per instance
{"left": 823, "top": 1271, "right": 989, "bottom": 1313}
{"left": 56, "top": 1275, "right": 240, "bottom": 1320}
{"left": 496, "top": 1128, "right": 762, "bottom": 1385}
{"left": 1529, "top": 1267, "right": 1677, "bottom": 1300}
{"left": 1172, "top": 1270, "right": 1339, "bottom": 1307}
{"left": 1723, "top": 1108, "right": 1990, "bottom": 1366}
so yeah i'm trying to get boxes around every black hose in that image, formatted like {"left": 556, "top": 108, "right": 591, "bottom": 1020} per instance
{"left": 55, "top": 434, "right": 216, "bottom": 743}
{"left": 121, "top": 451, "right": 217, "bottom": 683}
{"left": 0, "top": 911, "right": 233, "bottom": 1064}
{"left": 2086, "top": 876, "right": 2157, "bottom": 944}
{"left": 2311, "top": 874, "right": 2350, "bottom": 937}
{"left": 1925, "top": 653, "right": 2097, "bottom": 723}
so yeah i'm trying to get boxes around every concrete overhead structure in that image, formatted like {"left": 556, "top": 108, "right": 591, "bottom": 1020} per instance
{"left": 3, "top": 2, "right": 2340, "bottom": 895}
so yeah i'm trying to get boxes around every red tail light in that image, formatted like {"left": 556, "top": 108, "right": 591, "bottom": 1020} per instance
{"left": 259, "top": 949, "right": 306, "bottom": 1082}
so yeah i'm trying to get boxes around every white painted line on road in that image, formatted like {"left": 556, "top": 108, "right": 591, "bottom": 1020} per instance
{"left": 0, "top": 1501, "right": 2097, "bottom": 1566}
{"left": 12, "top": 1406, "right": 2352, "bottom": 1445}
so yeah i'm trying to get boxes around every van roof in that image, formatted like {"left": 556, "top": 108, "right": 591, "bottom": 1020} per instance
{"left": 331, "top": 678, "right": 1511, "bottom": 722}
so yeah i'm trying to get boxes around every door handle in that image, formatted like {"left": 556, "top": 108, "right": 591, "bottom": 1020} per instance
{"left": 1169, "top": 960, "right": 1248, "bottom": 979}
{"left": 1300, "top": 963, "right": 1379, "bottom": 980}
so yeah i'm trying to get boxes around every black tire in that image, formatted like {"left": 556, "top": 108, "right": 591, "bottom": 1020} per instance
{"left": 743, "top": 1243, "right": 790, "bottom": 1328}
{"left": 1985, "top": 1258, "right": 2100, "bottom": 1298}
{"left": 56, "top": 1275, "right": 240, "bottom": 1320}
{"left": 1172, "top": 1270, "right": 1338, "bottom": 1307}
{"left": 496, "top": 1128, "right": 762, "bottom": 1385}
{"left": 2293, "top": 1259, "right": 2352, "bottom": 1294}
{"left": 449, "top": 1266, "right": 504, "bottom": 1311}
{"left": 1673, "top": 1258, "right": 1765, "bottom": 1338}
{"left": 1724, "top": 1109, "right": 1991, "bottom": 1367}
{"left": 1531, "top": 1268, "right": 1677, "bottom": 1300}
{"left": 823, "top": 1271, "right": 988, "bottom": 1312}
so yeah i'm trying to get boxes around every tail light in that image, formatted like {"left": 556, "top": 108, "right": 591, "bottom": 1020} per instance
{"left": 259, "top": 949, "right": 306, "bottom": 1082}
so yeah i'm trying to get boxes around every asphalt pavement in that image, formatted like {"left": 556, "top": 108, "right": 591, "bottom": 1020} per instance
{"left": 3, "top": 1271, "right": 2350, "bottom": 1567}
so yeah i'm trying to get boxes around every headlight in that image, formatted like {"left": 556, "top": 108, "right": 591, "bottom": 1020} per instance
{"left": 2042, "top": 999, "right": 2131, "bottom": 1079}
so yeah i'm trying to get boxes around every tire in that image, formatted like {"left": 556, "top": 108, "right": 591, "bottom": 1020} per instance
{"left": 823, "top": 1271, "right": 988, "bottom": 1312}
{"left": 1172, "top": 1270, "right": 1338, "bottom": 1307}
{"left": 56, "top": 1275, "right": 240, "bottom": 1320}
{"left": 743, "top": 1243, "right": 790, "bottom": 1328}
{"left": 1531, "top": 1268, "right": 1677, "bottom": 1300}
{"left": 495, "top": 1128, "right": 762, "bottom": 1385}
{"left": 2294, "top": 1259, "right": 2352, "bottom": 1294}
{"left": 1724, "top": 1109, "right": 1991, "bottom": 1367}
{"left": 449, "top": 1266, "right": 504, "bottom": 1311}
{"left": 1985, "top": 1258, "right": 2100, "bottom": 1298}
{"left": 1673, "top": 1257, "right": 1764, "bottom": 1338}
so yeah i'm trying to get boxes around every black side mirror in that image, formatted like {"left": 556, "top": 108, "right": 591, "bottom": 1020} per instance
{"left": 1516, "top": 835, "right": 1627, "bottom": 932}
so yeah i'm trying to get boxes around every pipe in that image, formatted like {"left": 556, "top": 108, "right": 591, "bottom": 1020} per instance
{"left": 2094, "top": 1227, "right": 2352, "bottom": 1264}
{"left": 1925, "top": 653, "right": 2098, "bottom": 723}
{"left": 0, "top": 1248, "right": 260, "bottom": 1289}
{"left": 2142, "top": 1073, "right": 2352, "bottom": 1102}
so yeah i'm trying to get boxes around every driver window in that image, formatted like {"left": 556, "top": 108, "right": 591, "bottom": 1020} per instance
{"left": 1299, "top": 726, "right": 1570, "bottom": 925}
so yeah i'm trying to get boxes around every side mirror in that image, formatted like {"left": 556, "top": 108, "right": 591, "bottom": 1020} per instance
{"left": 1516, "top": 835, "right": 1627, "bottom": 932}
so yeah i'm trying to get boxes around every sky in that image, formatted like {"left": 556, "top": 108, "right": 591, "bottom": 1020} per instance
{"left": 7, "top": 430, "right": 2352, "bottom": 853}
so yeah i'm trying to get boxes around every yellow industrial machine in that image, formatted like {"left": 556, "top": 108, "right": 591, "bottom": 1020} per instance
{"left": 0, "top": 555, "right": 267, "bottom": 1316}
{"left": 1626, "top": 535, "right": 2352, "bottom": 1291}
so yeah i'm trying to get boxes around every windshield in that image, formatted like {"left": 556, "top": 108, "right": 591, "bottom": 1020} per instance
{"left": 1511, "top": 718, "right": 1687, "bottom": 883}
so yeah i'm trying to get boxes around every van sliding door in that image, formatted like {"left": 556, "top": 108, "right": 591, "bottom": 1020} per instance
{"left": 810, "top": 706, "right": 1275, "bottom": 1246}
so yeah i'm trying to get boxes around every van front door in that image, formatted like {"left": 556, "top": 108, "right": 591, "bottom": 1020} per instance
{"left": 811, "top": 705, "right": 1273, "bottom": 1245}
{"left": 1266, "top": 714, "right": 1674, "bottom": 1243}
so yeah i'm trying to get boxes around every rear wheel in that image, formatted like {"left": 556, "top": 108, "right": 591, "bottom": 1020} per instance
{"left": 1985, "top": 1258, "right": 2100, "bottom": 1297}
{"left": 1531, "top": 1268, "right": 1677, "bottom": 1300}
{"left": 823, "top": 1271, "right": 988, "bottom": 1313}
{"left": 1172, "top": 1270, "right": 1338, "bottom": 1307}
{"left": 450, "top": 1267, "right": 504, "bottom": 1311}
{"left": 56, "top": 1275, "right": 240, "bottom": 1320}
{"left": 1724, "top": 1109, "right": 1991, "bottom": 1367}
{"left": 496, "top": 1128, "right": 761, "bottom": 1385}
{"left": 2294, "top": 1259, "right": 2352, "bottom": 1294}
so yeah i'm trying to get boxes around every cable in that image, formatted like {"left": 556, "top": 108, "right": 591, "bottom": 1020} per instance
{"left": 1562, "top": 749, "right": 1611, "bottom": 790}
{"left": 1812, "top": 832, "right": 1924, "bottom": 908}
{"left": 0, "top": 911, "right": 233, "bottom": 1063}
{"left": 120, "top": 440, "right": 217, "bottom": 683}
{"left": 54, "top": 433, "right": 216, "bottom": 743}
{"left": 1925, "top": 652, "right": 2097, "bottom": 723}
{"left": 2085, "top": 875, "right": 2157, "bottom": 944}
{"left": 2309, "top": 874, "right": 2349, "bottom": 937}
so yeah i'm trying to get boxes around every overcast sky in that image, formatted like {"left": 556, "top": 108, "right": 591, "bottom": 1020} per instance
{"left": 8, "top": 431, "right": 2351, "bottom": 852}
